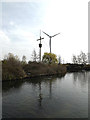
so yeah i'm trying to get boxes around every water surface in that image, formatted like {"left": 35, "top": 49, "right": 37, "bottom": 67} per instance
{"left": 2, "top": 72, "right": 89, "bottom": 118}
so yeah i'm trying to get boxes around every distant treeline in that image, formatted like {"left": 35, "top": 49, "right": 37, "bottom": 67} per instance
{"left": 72, "top": 51, "right": 88, "bottom": 64}
{"left": 66, "top": 63, "right": 90, "bottom": 72}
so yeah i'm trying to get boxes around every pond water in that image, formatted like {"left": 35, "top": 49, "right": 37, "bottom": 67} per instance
{"left": 2, "top": 72, "right": 89, "bottom": 118}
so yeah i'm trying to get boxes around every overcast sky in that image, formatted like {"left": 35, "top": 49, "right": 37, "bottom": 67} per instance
{"left": 0, "top": 0, "right": 88, "bottom": 63}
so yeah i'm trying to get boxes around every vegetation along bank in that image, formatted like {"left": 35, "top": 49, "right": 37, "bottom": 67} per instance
{"left": 2, "top": 53, "right": 66, "bottom": 81}
{"left": 2, "top": 51, "right": 90, "bottom": 81}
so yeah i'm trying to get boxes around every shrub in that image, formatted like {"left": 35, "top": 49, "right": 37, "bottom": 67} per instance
{"left": 2, "top": 53, "right": 26, "bottom": 81}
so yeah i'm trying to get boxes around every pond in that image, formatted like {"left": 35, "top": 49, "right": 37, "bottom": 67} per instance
{"left": 2, "top": 72, "right": 89, "bottom": 118}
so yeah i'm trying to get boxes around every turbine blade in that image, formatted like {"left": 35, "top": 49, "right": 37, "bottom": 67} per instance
{"left": 42, "top": 31, "right": 50, "bottom": 37}
{"left": 52, "top": 33, "right": 60, "bottom": 37}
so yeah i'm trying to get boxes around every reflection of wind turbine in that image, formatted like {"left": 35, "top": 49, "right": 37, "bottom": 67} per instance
{"left": 42, "top": 31, "right": 60, "bottom": 53}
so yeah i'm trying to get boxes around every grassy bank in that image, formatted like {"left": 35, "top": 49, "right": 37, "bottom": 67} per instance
{"left": 2, "top": 53, "right": 90, "bottom": 81}
{"left": 2, "top": 60, "right": 67, "bottom": 81}
{"left": 2, "top": 60, "right": 90, "bottom": 81}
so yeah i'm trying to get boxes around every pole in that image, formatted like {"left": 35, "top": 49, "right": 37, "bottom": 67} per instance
{"left": 50, "top": 37, "right": 51, "bottom": 53}
{"left": 40, "top": 38, "right": 41, "bottom": 62}
{"left": 37, "top": 32, "right": 44, "bottom": 62}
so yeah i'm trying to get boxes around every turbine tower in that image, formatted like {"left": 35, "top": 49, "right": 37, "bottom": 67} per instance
{"left": 37, "top": 30, "right": 44, "bottom": 62}
{"left": 43, "top": 31, "right": 60, "bottom": 53}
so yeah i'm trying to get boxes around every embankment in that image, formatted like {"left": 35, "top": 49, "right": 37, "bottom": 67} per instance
{"left": 2, "top": 61, "right": 67, "bottom": 81}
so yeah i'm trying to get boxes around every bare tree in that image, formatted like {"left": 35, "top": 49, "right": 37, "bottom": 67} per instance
{"left": 22, "top": 55, "right": 26, "bottom": 64}
{"left": 72, "top": 55, "right": 77, "bottom": 64}
{"left": 58, "top": 55, "right": 61, "bottom": 64}
{"left": 80, "top": 51, "right": 87, "bottom": 64}
{"left": 77, "top": 55, "right": 81, "bottom": 64}
{"left": 31, "top": 49, "right": 38, "bottom": 62}
{"left": 72, "top": 51, "right": 88, "bottom": 64}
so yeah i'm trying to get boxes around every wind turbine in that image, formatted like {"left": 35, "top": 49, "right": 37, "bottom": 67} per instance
{"left": 42, "top": 31, "right": 60, "bottom": 53}
{"left": 37, "top": 30, "right": 44, "bottom": 62}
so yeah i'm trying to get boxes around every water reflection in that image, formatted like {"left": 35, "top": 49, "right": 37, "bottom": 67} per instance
{"left": 2, "top": 73, "right": 88, "bottom": 118}
{"left": 49, "top": 79, "right": 52, "bottom": 99}
{"left": 37, "top": 77, "right": 56, "bottom": 107}
{"left": 38, "top": 81, "right": 43, "bottom": 107}
{"left": 3, "top": 76, "right": 57, "bottom": 108}
{"left": 72, "top": 72, "right": 88, "bottom": 87}
{"left": 2, "top": 80, "right": 24, "bottom": 92}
